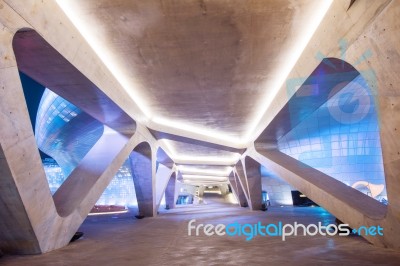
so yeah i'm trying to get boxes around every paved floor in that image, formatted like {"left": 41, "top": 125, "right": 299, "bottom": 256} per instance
{"left": 2, "top": 197, "right": 400, "bottom": 265}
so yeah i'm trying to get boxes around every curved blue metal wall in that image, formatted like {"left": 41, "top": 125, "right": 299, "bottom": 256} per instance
{"left": 277, "top": 74, "right": 387, "bottom": 201}
{"left": 36, "top": 89, "right": 137, "bottom": 206}
{"left": 35, "top": 89, "right": 104, "bottom": 177}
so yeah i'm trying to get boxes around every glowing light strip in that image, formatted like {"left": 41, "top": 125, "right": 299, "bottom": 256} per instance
{"left": 88, "top": 210, "right": 128, "bottom": 216}
{"left": 182, "top": 174, "right": 228, "bottom": 180}
{"left": 243, "top": 0, "right": 333, "bottom": 142}
{"left": 151, "top": 2, "right": 332, "bottom": 145}
{"left": 202, "top": 191, "right": 221, "bottom": 194}
{"left": 153, "top": 117, "right": 241, "bottom": 144}
{"left": 57, "top": 1, "right": 332, "bottom": 146}
{"left": 56, "top": 0, "right": 151, "bottom": 123}
{"left": 182, "top": 180, "right": 228, "bottom": 185}
{"left": 161, "top": 139, "right": 240, "bottom": 164}
{"left": 177, "top": 165, "right": 233, "bottom": 176}
{"left": 174, "top": 156, "right": 239, "bottom": 164}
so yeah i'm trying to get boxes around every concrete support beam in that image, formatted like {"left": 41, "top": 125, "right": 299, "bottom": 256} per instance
{"left": 0, "top": 27, "right": 41, "bottom": 253}
{"left": 219, "top": 184, "right": 229, "bottom": 196}
{"left": 228, "top": 172, "right": 247, "bottom": 207}
{"left": 53, "top": 129, "right": 133, "bottom": 216}
{"left": 250, "top": 0, "right": 400, "bottom": 249}
{"left": 155, "top": 164, "right": 174, "bottom": 211}
{"left": 0, "top": 144, "right": 41, "bottom": 254}
{"left": 154, "top": 147, "right": 175, "bottom": 210}
{"left": 235, "top": 157, "right": 262, "bottom": 210}
{"left": 368, "top": 3, "right": 400, "bottom": 187}
{"left": 165, "top": 172, "right": 177, "bottom": 209}
{"left": 130, "top": 142, "right": 157, "bottom": 217}
{"left": 342, "top": 0, "right": 400, "bottom": 249}
{"left": 1, "top": 0, "right": 146, "bottom": 126}
{"left": 0, "top": 55, "right": 141, "bottom": 252}
{"left": 248, "top": 147, "right": 400, "bottom": 247}
{"left": 243, "top": 157, "right": 262, "bottom": 210}
{"left": 234, "top": 162, "right": 249, "bottom": 202}
{"left": 12, "top": 30, "right": 136, "bottom": 134}
{"left": 0, "top": 10, "right": 163, "bottom": 253}
{"left": 198, "top": 185, "right": 205, "bottom": 198}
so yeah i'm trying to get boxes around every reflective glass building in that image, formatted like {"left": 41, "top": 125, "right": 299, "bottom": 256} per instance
{"left": 37, "top": 89, "right": 137, "bottom": 207}
{"left": 277, "top": 74, "right": 387, "bottom": 201}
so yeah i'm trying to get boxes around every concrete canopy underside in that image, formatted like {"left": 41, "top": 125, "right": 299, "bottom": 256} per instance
{"left": 1, "top": 0, "right": 400, "bottom": 254}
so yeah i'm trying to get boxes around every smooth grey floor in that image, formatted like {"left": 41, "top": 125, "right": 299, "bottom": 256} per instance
{"left": 2, "top": 197, "right": 400, "bottom": 265}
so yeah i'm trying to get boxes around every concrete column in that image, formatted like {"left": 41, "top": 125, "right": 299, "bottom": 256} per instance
{"left": 53, "top": 129, "right": 134, "bottom": 216}
{"left": 0, "top": 53, "right": 139, "bottom": 252}
{"left": 165, "top": 172, "right": 177, "bottom": 209}
{"left": 235, "top": 157, "right": 262, "bottom": 210}
{"left": 0, "top": 1, "right": 159, "bottom": 254}
{"left": 343, "top": 0, "right": 400, "bottom": 248}
{"left": 228, "top": 172, "right": 247, "bottom": 207}
{"left": 130, "top": 142, "right": 156, "bottom": 217}
{"left": 249, "top": 147, "right": 391, "bottom": 247}
{"left": 155, "top": 164, "right": 174, "bottom": 211}
{"left": 326, "top": 0, "right": 400, "bottom": 249}
{"left": 219, "top": 184, "right": 229, "bottom": 196}
{"left": 0, "top": 26, "right": 42, "bottom": 254}
{"left": 242, "top": 156, "right": 262, "bottom": 210}
{"left": 198, "top": 185, "right": 205, "bottom": 197}
{"left": 0, "top": 17, "right": 146, "bottom": 254}
{"left": 235, "top": 161, "right": 250, "bottom": 202}
{"left": 0, "top": 139, "right": 41, "bottom": 254}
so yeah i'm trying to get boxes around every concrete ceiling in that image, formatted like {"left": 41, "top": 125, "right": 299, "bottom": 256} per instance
{"left": 54, "top": 0, "right": 332, "bottom": 183}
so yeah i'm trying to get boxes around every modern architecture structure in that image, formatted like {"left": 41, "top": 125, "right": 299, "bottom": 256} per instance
{"left": 1, "top": 0, "right": 400, "bottom": 262}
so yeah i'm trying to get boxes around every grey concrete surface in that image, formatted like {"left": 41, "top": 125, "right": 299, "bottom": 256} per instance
{"left": 2, "top": 199, "right": 400, "bottom": 266}
{"left": 165, "top": 172, "right": 177, "bottom": 209}
{"left": 130, "top": 142, "right": 156, "bottom": 217}
{"left": 2, "top": 0, "right": 400, "bottom": 252}
{"left": 228, "top": 172, "right": 247, "bottom": 207}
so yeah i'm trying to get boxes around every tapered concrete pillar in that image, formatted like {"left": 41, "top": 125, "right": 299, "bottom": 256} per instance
{"left": 249, "top": 147, "right": 389, "bottom": 246}
{"left": 165, "top": 172, "right": 177, "bottom": 209}
{"left": 155, "top": 147, "right": 175, "bottom": 210}
{"left": 0, "top": 140, "right": 41, "bottom": 254}
{"left": 228, "top": 171, "right": 247, "bottom": 207}
{"left": 235, "top": 161, "right": 249, "bottom": 199}
{"left": 345, "top": 0, "right": 400, "bottom": 248}
{"left": 243, "top": 156, "right": 263, "bottom": 210}
{"left": 129, "top": 142, "right": 156, "bottom": 217}
{"left": 198, "top": 185, "right": 205, "bottom": 197}
{"left": 155, "top": 163, "right": 174, "bottom": 211}
{"left": 0, "top": 23, "right": 140, "bottom": 254}
{"left": 235, "top": 157, "right": 262, "bottom": 210}
{"left": 220, "top": 184, "right": 229, "bottom": 196}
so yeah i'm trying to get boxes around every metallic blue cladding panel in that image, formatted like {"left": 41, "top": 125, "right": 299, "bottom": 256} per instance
{"left": 35, "top": 89, "right": 104, "bottom": 177}
{"left": 277, "top": 75, "right": 387, "bottom": 201}
{"left": 36, "top": 89, "right": 137, "bottom": 206}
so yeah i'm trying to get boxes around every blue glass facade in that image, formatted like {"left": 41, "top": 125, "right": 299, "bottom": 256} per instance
{"left": 43, "top": 158, "right": 137, "bottom": 207}
{"left": 35, "top": 89, "right": 104, "bottom": 177}
{"left": 260, "top": 165, "right": 294, "bottom": 206}
{"left": 36, "top": 71, "right": 386, "bottom": 206}
{"left": 277, "top": 75, "right": 387, "bottom": 201}
{"left": 37, "top": 89, "right": 137, "bottom": 207}
{"left": 96, "top": 160, "right": 137, "bottom": 206}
